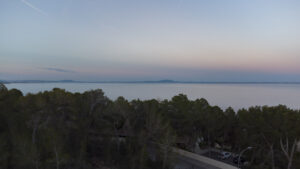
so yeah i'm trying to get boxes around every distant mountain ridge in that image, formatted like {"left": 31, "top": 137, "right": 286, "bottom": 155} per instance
{"left": 0, "top": 80, "right": 9, "bottom": 84}
{"left": 1, "top": 79, "right": 300, "bottom": 84}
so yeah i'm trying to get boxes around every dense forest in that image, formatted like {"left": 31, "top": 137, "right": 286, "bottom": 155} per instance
{"left": 0, "top": 83, "right": 299, "bottom": 169}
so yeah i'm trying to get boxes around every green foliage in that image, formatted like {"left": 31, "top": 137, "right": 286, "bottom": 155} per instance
{"left": 0, "top": 83, "right": 7, "bottom": 92}
{"left": 0, "top": 89, "right": 299, "bottom": 169}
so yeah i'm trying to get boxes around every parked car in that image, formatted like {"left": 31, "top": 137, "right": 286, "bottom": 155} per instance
{"left": 219, "top": 151, "right": 232, "bottom": 159}
{"left": 233, "top": 156, "right": 245, "bottom": 164}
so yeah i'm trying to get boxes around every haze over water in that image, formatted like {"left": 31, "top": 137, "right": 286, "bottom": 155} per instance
{"left": 6, "top": 83, "right": 300, "bottom": 110}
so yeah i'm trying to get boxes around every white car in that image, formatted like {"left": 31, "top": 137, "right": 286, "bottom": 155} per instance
{"left": 219, "top": 152, "right": 232, "bottom": 159}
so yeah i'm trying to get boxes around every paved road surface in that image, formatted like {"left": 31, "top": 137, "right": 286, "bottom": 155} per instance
{"left": 174, "top": 154, "right": 220, "bottom": 169}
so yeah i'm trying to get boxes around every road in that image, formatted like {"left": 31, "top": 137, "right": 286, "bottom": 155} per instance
{"left": 174, "top": 154, "right": 220, "bottom": 169}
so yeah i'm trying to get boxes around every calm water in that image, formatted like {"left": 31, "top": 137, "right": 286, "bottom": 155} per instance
{"left": 5, "top": 83, "right": 300, "bottom": 110}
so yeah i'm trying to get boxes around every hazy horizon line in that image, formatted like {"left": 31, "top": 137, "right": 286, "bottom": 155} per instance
{"left": 2, "top": 79, "right": 300, "bottom": 84}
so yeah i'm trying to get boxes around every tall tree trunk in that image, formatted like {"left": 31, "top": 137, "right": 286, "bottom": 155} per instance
{"left": 32, "top": 119, "right": 39, "bottom": 144}
{"left": 7, "top": 136, "right": 13, "bottom": 169}
{"left": 54, "top": 145, "right": 60, "bottom": 169}
{"left": 270, "top": 145, "right": 275, "bottom": 169}
{"left": 280, "top": 138, "right": 297, "bottom": 169}
{"left": 34, "top": 159, "right": 39, "bottom": 169}
{"left": 261, "top": 133, "right": 276, "bottom": 169}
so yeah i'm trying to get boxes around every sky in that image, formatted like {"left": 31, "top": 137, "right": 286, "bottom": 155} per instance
{"left": 1, "top": 0, "right": 300, "bottom": 82}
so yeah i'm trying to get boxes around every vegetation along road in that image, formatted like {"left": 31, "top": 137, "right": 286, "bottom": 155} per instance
{"left": 0, "top": 83, "right": 299, "bottom": 169}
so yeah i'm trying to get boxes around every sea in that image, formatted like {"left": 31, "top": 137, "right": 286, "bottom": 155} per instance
{"left": 5, "top": 83, "right": 300, "bottom": 110}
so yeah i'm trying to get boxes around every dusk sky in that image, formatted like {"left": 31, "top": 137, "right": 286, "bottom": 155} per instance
{"left": 1, "top": 0, "right": 300, "bottom": 81}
